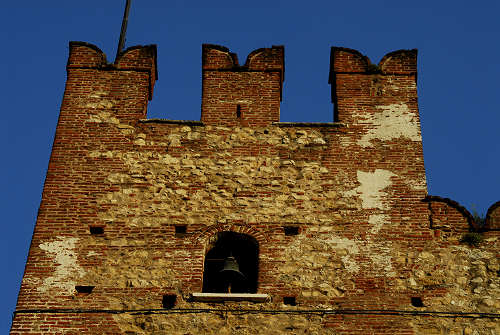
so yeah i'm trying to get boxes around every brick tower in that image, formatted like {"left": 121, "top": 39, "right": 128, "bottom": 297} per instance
{"left": 11, "top": 42, "right": 500, "bottom": 334}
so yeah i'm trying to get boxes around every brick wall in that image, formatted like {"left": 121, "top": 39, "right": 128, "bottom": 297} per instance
{"left": 11, "top": 43, "right": 499, "bottom": 335}
{"left": 201, "top": 44, "right": 284, "bottom": 127}
{"left": 486, "top": 201, "right": 500, "bottom": 230}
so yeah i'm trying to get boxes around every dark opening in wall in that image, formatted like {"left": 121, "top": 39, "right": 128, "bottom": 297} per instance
{"left": 203, "top": 231, "right": 258, "bottom": 294}
{"left": 175, "top": 225, "right": 187, "bottom": 237}
{"left": 411, "top": 297, "right": 424, "bottom": 307}
{"left": 283, "top": 296, "right": 296, "bottom": 306}
{"left": 75, "top": 286, "right": 94, "bottom": 295}
{"left": 162, "top": 294, "right": 177, "bottom": 309}
{"left": 284, "top": 226, "right": 299, "bottom": 236}
{"left": 89, "top": 226, "right": 104, "bottom": 235}
{"left": 236, "top": 105, "right": 241, "bottom": 118}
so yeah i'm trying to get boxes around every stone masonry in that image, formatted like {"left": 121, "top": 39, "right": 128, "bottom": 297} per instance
{"left": 10, "top": 42, "right": 500, "bottom": 334}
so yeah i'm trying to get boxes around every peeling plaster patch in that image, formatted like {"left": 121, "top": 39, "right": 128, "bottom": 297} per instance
{"left": 356, "top": 103, "right": 421, "bottom": 147}
{"left": 323, "top": 236, "right": 395, "bottom": 275}
{"left": 325, "top": 237, "right": 360, "bottom": 273}
{"left": 325, "top": 236, "right": 359, "bottom": 254}
{"left": 369, "top": 214, "right": 388, "bottom": 234}
{"left": 346, "top": 170, "right": 395, "bottom": 209}
{"left": 370, "top": 252, "right": 395, "bottom": 276}
{"left": 38, "top": 237, "right": 84, "bottom": 294}
{"left": 341, "top": 255, "right": 360, "bottom": 273}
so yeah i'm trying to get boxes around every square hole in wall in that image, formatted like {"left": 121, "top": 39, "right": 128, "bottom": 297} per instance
{"left": 75, "top": 286, "right": 94, "bottom": 296}
{"left": 89, "top": 226, "right": 104, "bottom": 235}
{"left": 283, "top": 296, "right": 296, "bottom": 306}
{"left": 284, "top": 226, "right": 299, "bottom": 236}
{"left": 411, "top": 297, "right": 424, "bottom": 307}
{"left": 175, "top": 225, "right": 187, "bottom": 237}
{"left": 162, "top": 294, "right": 177, "bottom": 309}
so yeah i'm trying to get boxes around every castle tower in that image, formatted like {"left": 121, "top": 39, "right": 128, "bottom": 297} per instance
{"left": 11, "top": 42, "right": 500, "bottom": 334}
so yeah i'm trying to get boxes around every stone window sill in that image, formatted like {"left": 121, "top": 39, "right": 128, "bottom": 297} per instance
{"left": 190, "top": 293, "right": 269, "bottom": 303}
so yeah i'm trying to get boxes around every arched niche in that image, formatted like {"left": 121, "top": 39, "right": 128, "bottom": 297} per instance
{"left": 202, "top": 231, "right": 259, "bottom": 293}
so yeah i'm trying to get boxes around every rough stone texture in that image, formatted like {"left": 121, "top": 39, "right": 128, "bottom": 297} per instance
{"left": 11, "top": 43, "right": 499, "bottom": 334}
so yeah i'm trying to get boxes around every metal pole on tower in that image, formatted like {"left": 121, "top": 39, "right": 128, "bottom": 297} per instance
{"left": 115, "top": 0, "right": 132, "bottom": 62}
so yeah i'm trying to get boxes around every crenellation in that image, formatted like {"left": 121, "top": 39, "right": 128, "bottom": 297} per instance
{"left": 201, "top": 45, "right": 284, "bottom": 127}
{"left": 67, "top": 41, "right": 108, "bottom": 68}
{"left": 486, "top": 200, "right": 500, "bottom": 231}
{"left": 378, "top": 49, "right": 418, "bottom": 75}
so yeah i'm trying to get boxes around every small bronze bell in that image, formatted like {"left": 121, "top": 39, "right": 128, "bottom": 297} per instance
{"left": 219, "top": 255, "right": 246, "bottom": 293}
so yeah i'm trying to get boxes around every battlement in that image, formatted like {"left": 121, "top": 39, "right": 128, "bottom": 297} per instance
{"left": 202, "top": 44, "right": 284, "bottom": 74}
{"left": 329, "top": 47, "right": 417, "bottom": 74}
{"left": 67, "top": 41, "right": 157, "bottom": 100}
{"left": 201, "top": 44, "right": 284, "bottom": 126}
{"left": 328, "top": 47, "right": 418, "bottom": 123}
{"left": 65, "top": 42, "right": 422, "bottom": 128}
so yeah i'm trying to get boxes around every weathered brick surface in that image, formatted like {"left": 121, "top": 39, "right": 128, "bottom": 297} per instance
{"left": 11, "top": 43, "right": 499, "bottom": 334}
{"left": 424, "top": 196, "right": 474, "bottom": 232}
{"left": 201, "top": 44, "right": 284, "bottom": 127}
{"left": 486, "top": 201, "right": 500, "bottom": 230}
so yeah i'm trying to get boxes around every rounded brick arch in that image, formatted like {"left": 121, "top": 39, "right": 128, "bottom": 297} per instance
{"left": 486, "top": 200, "right": 500, "bottom": 230}
{"left": 423, "top": 195, "right": 479, "bottom": 232}
{"left": 193, "top": 223, "right": 268, "bottom": 249}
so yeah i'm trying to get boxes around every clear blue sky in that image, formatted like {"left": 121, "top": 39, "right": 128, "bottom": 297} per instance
{"left": 1, "top": 0, "right": 499, "bottom": 332}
